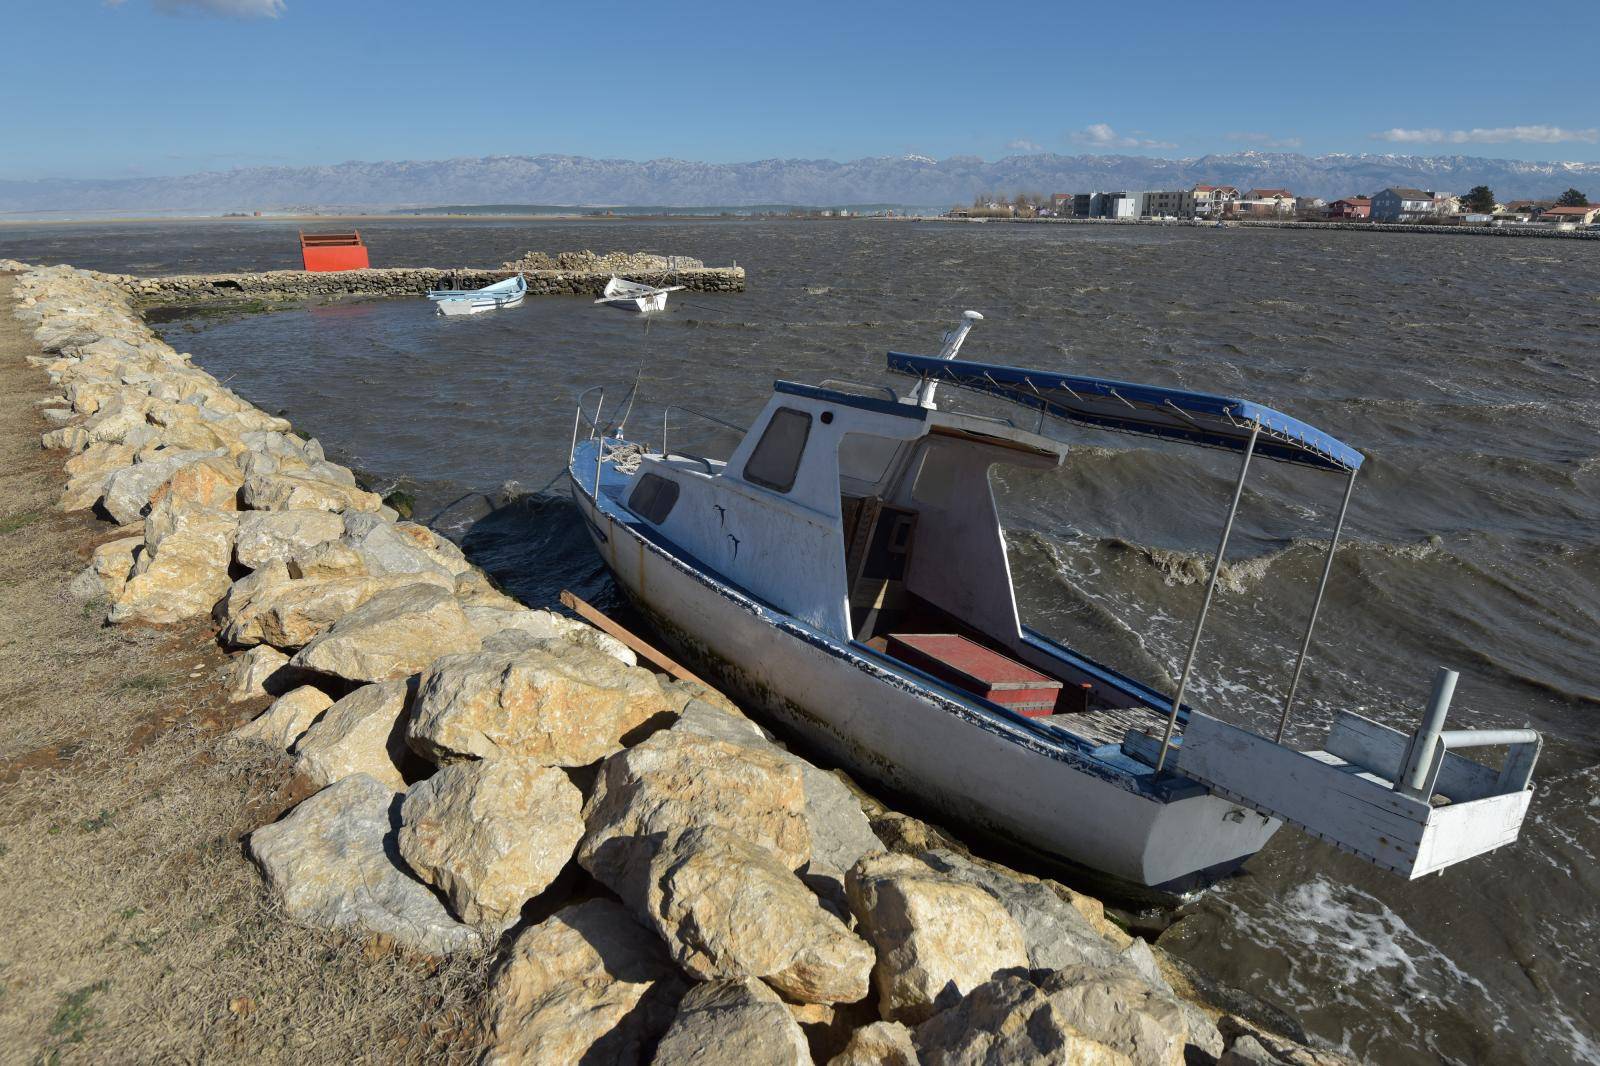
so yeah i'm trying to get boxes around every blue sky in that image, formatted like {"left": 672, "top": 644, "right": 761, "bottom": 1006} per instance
{"left": 6, "top": 0, "right": 1599, "bottom": 180}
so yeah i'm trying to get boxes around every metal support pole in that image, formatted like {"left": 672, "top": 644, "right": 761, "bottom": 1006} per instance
{"left": 1274, "top": 466, "right": 1358, "bottom": 742}
{"left": 1399, "top": 667, "right": 1458, "bottom": 798}
{"left": 1155, "top": 422, "right": 1260, "bottom": 773}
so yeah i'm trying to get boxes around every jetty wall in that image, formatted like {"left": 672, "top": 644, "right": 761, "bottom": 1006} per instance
{"left": 3, "top": 257, "right": 1351, "bottom": 1066}
{"left": 117, "top": 265, "right": 746, "bottom": 304}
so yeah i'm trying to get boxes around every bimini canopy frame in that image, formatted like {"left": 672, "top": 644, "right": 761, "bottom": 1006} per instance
{"left": 886, "top": 352, "right": 1363, "bottom": 474}
{"left": 887, "top": 350, "right": 1363, "bottom": 770}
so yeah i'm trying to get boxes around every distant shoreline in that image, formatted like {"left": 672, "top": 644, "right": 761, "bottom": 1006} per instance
{"left": 3, "top": 212, "right": 1596, "bottom": 240}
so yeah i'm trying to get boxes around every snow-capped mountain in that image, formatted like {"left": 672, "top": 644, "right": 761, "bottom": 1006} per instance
{"left": 3, "top": 151, "right": 1596, "bottom": 214}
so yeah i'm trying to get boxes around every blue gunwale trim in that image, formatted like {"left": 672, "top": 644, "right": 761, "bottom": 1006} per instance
{"left": 886, "top": 351, "right": 1364, "bottom": 473}
{"left": 774, "top": 380, "right": 928, "bottom": 420}
{"left": 569, "top": 441, "right": 1175, "bottom": 802}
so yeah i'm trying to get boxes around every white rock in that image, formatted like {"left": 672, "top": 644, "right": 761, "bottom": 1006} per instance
{"left": 483, "top": 899, "right": 683, "bottom": 1065}
{"left": 247, "top": 774, "right": 481, "bottom": 956}
{"left": 290, "top": 583, "right": 481, "bottom": 683}
{"left": 292, "top": 679, "right": 414, "bottom": 790}
{"left": 653, "top": 978, "right": 811, "bottom": 1066}
{"left": 398, "top": 758, "right": 584, "bottom": 928}
{"left": 846, "top": 853, "right": 1031, "bottom": 1024}
{"left": 231, "top": 685, "right": 335, "bottom": 750}
{"left": 407, "top": 642, "right": 668, "bottom": 767}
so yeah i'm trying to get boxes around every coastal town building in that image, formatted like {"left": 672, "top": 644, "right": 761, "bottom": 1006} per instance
{"left": 1139, "top": 189, "right": 1195, "bottom": 218}
{"left": 1540, "top": 204, "right": 1600, "bottom": 226}
{"left": 1371, "top": 187, "right": 1442, "bottom": 222}
{"left": 1191, "top": 184, "right": 1240, "bottom": 217}
{"left": 1328, "top": 197, "right": 1371, "bottom": 219}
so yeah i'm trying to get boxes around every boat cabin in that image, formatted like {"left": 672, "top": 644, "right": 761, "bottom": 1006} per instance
{"left": 618, "top": 378, "right": 1166, "bottom": 736}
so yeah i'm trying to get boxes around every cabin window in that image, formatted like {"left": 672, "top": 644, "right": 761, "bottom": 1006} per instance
{"left": 628, "top": 473, "right": 680, "bottom": 524}
{"left": 838, "top": 433, "right": 901, "bottom": 486}
{"left": 744, "top": 407, "right": 811, "bottom": 493}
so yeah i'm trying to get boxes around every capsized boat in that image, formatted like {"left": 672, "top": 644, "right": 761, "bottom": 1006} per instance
{"left": 595, "top": 275, "right": 684, "bottom": 314}
{"left": 567, "top": 312, "right": 1542, "bottom": 894}
{"left": 427, "top": 273, "right": 527, "bottom": 316}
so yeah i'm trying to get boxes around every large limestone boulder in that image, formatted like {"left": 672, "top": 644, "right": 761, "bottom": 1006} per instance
{"left": 846, "top": 853, "right": 1030, "bottom": 1024}
{"left": 397, "top": 758, "right": 583, "bottom": 928}
{"left": 292, "top": 679, "right": 414, "bottom": 790}
{"left": 108, "top": 506, "right": 236, "bottom": 625}
{"left": 64, "top": 441, "right": 135, "bottom": 479}
{"left": 68, "top": 535, "right": 142, "bottom": 602}
{"left": 911, "top": 972, "right": 1134, "bottom": 1066}
{"left": 101, "top": 447, "right": 222, "bottom": 524}
{"left": 462, "top": 606, "right": 637, "bottom": 667}
{"left": 247, "top": 774, "right": 481, "bottom": 956}
{"left": 670, "top": 701, "right": 882, "bottom": 902}
{"left": 220, "top": 572, "right": 445, "bottom": 650}
{"left": 653, "top": 978, "right": 811, "bottom": 1066}
{"left": 241, "top": 472, "right": 382, "bottom": 514}
{"left": 213, "top": 558, "right": 291, "bottom": 628}
{"left": 155, "top": 454, "right": 243, "bottom": 512}
{"left": 1037, "top": 967, "right": 1189, "bottom": 1066}
{"left": 234, "top": 508, "right": 345, "bottom": 570}
{"left": 483, "top": 899, "right": 683, "bottom": 1065}
{"left": 339, "top": 513, "right": 454, "bottom": 580}
{"left": 290, "top": 583, "right": 480, "bottom": 683}
{"left": 828, "top": 1021, "right": 918, "bottom": 1066}
{"left": 643, "top": 825, "right": 874, "bottom": 1005}
{"left": 287, "top": 540, "right": 368, "bottom": 580}
{"left": 917, "top": 849, "right": 1159, "bottom": 983}
{"left": 393, "top": 521, "right": 472, "bottom": 575}
{"left": 223, "top": 644, "right": 293, "bottom": 702}
{"left": 578, "top": 729, "right": 811, "bottom": 898}
{"left": 231, "top": 685, "right": 335, "bottom": 750}
{"left": 913, "top": 967, "right": 1186, "bottom": 1066}
{"left": 407, "top": 642, "right": 668, "bottom": 767}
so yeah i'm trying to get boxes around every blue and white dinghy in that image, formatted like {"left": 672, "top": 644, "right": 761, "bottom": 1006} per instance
{"left": 567, "top": 313, "right": 1543, "bottom": 894}
{"left": 427, "top": 273, "right": 527, "bottom": 316}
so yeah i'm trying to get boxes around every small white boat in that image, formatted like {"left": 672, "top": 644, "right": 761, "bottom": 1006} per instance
{"left": 428, "top": 273, "right": 527, "bottom": 316}
{"left": 567, "top": 312, "right": 1543, "bottom": 896}
{"left": 594, "top": 276, "right": 684, "bottom": 314}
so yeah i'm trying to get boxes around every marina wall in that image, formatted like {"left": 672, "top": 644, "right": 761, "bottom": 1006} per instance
{"left": 3, "top": 257, "right": 1353, "bottom": 1066}
{"left": 116, "top": 264, "right": 746, "bottom": 303}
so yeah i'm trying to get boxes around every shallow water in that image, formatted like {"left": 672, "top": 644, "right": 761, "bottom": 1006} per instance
{"left": 6, "top": 218, "right": 1598, "bottom": 1064}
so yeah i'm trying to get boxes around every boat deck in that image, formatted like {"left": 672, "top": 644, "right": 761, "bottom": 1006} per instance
{"left": 1040, "top": 706, "right": 1163, "bottom": 748}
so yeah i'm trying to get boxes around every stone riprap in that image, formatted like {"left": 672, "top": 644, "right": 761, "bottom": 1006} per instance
{"left": 115, "top": 261, "right": 745, "bottom": 305}
{"left": 4, "top": 256, "right": 1356, "bottom": 1066}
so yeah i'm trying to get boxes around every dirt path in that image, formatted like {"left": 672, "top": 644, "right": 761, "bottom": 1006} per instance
{"left": 0, "top": 274, "right": 485, "bottom": 1063}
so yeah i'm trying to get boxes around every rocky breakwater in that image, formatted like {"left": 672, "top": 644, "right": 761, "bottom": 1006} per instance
{"left": 6, "top": 257, "right": 1352, "bottom": 1066}
{"left": 115, "top": 249, "right": 745, "bottom": 304}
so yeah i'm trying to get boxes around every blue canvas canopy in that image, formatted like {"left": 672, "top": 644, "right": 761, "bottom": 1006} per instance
{"left": 887, "top": 352, "right": 1364, "bottom": 473}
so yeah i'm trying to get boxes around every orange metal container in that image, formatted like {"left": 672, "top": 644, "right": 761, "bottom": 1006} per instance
{"left": 299, "top": 230, "right": 370, "bottom": 272}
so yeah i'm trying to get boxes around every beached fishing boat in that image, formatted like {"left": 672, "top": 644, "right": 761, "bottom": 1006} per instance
{"left": 567, "top": 312, "right": 1543, "bottom": 894}
{"left": 594, "top": 275, "right": 684, "bottom": 314}
{"left": 427, "top": 273, "right": 527, "bottom": 316}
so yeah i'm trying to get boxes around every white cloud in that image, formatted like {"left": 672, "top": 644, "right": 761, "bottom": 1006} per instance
{"left": 1006, "top": 139, "right": 1044, "bottom": 153}
{"left": 1225, "top": 131, "right": 1302, "bottom": 149}
{"left": 1373, "top": 125, "right": 1599, "bottom": 145}
{"left": 1070, "top": 124, "right": 1176, "bottom": 150}
{"left": 109, "top": 0, "right": 286, "bottom": 17}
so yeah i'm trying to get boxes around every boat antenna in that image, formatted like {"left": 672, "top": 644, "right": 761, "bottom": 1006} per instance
{"left": 914, "top": 310, "right": 984, "bottom": 409}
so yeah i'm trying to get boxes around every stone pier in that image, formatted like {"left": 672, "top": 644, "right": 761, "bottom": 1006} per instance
{"left": 114, "top": 264, "right": 746, "bottom": 304}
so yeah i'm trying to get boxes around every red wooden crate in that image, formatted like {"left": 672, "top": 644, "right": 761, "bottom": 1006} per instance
{"left": 300, "top": 230, "right": 369, "bottom": 272}
{"left": 886, "top": 633, "right": 1062, "bottom": 717}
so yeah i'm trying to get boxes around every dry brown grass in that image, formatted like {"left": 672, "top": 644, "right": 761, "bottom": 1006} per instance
{"left": 0, "top": 275, "right": 494, "bottom": 1063}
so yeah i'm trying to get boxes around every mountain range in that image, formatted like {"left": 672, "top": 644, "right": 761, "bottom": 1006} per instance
{"left": 4, "top": 151, "right": 1598, "bottom": 215}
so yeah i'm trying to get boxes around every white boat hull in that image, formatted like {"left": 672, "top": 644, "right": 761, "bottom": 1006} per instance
{"left": 569, "top": 445, "right": 1279, "bottom": 894}
{"left": 598, "top": 291, "right": 669, "bottom": 314}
